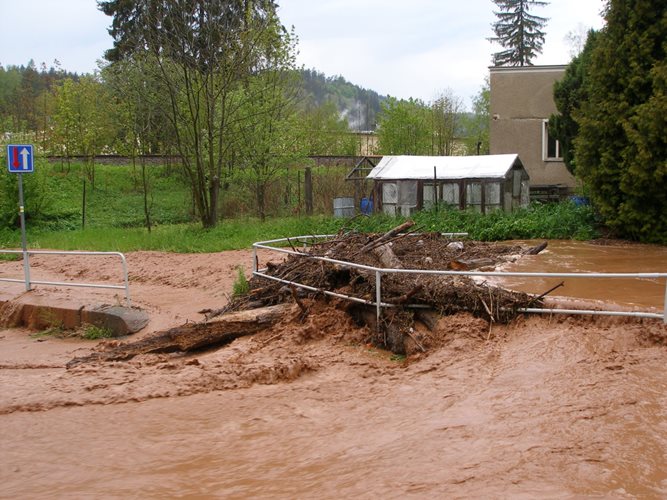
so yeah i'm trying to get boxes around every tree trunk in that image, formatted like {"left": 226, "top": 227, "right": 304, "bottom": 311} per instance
{"left": 66, "top": 304, "right": 291, "bottom": 368}
{"left": 141, "top": 157, "right": 152, "bottom": 233}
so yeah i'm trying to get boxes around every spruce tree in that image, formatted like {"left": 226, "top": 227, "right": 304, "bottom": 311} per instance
{"left": 490, "top": 0, "right": 549, "bottom": 66}
{"left": 574, "top": 0, "right": 667, "bottom": 243}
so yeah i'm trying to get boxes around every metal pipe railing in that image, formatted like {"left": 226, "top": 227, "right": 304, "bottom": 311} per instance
{"left": 0, "top": 250, "right": 131, "bottom": 305}
{"left": 252, "top": 235, "right": 667, "bottom": 324}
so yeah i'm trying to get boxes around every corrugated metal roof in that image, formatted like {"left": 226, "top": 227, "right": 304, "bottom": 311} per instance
{"left": 366, "top": 154, "right": 523, "bottom": 180}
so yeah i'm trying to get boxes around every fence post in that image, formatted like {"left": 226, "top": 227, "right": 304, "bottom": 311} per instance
{"left": 663, "top": 279, "right": 667, "bottom": 324}
{"left": 117, "top": 253, "right": 131, "bottom": 306}
{"left": 375, "top": 270, "right": 382, "bottom": 330}
{"left": 305, "top": 167, "right": 313, "bottom": 215}
{"left": 252, "top": 245, "right": 258, "bottom": 274}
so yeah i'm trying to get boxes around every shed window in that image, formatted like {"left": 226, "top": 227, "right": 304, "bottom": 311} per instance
{"left": 521, "top": 180, "right": 530, "bottom": 206}
{"left": 485, "top": 182, "right": 502, "bottom": 211}
{"left": 382, "top": 183, "right": 398, "bottom": 203}
{"left": 442, "top": 183, "right": 459, "bottom": 206}
{"left": 398, "top": 180, "right": 418, "bottom": 206}
{"left": 513, "top": 170, "right": 522, "bottom": 197}
{"left": 382, "top": 181, "right": 417, "bottom": 216}
{"left": 397, "top": 180, "right": 418, "bottom": 216}
{"left": 423, "top": 183, "right": 438, "bottom": 210}
{"left": 466, "top": 182, "right": 482, "bottom": 212}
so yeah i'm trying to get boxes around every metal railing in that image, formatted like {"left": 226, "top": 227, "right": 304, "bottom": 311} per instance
{"left": 0, "top": 250, "right": 131, "bottom": 305}
{"left": 252, "top": 235, "right": 667, "bottom": 325}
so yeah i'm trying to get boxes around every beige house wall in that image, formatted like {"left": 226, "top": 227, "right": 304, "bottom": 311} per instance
{"left": 489, "top": 65, "right": 575, "bottom": 188}
{"left": 355, "top": 131, "right": 379, "bottom": 156}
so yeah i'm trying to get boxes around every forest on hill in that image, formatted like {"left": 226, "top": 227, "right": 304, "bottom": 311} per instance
{"left": 298, "top": 69, "right": 384, "bottom": 131}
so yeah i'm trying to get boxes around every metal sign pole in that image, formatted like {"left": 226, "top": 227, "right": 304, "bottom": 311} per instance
{"left": 17, "top": 173, "right": 31, "bottom": 291}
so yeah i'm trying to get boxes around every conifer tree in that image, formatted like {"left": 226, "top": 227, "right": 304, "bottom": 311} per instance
{"left": 490, "top": 0, "right": 549, "bottom": 66}
{"left": 548, "top": 30, "right": 599, "bottom": 175}
{"left": 574, "top": 0, "right": 667, "bottom": 243}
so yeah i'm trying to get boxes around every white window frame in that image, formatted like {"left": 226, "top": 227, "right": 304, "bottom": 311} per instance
{"left": 542, "top": 119, "right": 563, "bottom": 161}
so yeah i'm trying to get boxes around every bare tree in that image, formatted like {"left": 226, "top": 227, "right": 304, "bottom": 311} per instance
{"left": 430, "top": 89, "right": 464, "bottom": 156}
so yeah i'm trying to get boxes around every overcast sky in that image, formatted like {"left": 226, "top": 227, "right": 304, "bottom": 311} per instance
{"left": 0, "top": 0, "right": 606, "bottom": 108}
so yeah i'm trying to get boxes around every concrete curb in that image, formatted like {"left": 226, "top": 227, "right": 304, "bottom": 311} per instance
{"left": 0, "top": 296, "right": 149, "bottom": 336}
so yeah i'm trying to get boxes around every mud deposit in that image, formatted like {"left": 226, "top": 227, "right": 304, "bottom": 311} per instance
{"left": 2, "top": 245, "right": 667, "bottom": 497}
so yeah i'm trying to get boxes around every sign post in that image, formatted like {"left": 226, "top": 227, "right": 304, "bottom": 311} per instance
{"left": 6, "top": 144, "right": 34, "bottom": 291}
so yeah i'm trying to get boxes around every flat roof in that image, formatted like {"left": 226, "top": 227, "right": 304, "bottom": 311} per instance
{"left": 489, "top": 64, "right": 567, "bottom": 74}
{"left": 366, "top": 154, "right": 524, "bottom": 180}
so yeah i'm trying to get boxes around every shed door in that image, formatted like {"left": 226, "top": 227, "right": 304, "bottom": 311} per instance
{"left": 398, "top": 180, "right": 418, "bottom": 216}
{"left": 382, "top": 182, "right": 398, "bottom": 215}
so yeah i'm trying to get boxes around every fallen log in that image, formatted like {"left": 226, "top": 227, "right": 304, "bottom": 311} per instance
{"left": 415, "top": 309, "right": 440, "bottom": 331}
{"left": 385, "top": 285, "right": 423, "bottom": 305}
{"left": 526, "top": 241, "right": 548, "bottom": 255}
{"left": 373, "top": 242, "right": 404, "bottom": 269}
{"left": 66, "top": 304, "right": 291, "bottom": 368}
{"left": 358, "top": 220, "right": 415, "bottom": 254}
{"left": 448, "top": 257, "right": 495, "bottom": 270}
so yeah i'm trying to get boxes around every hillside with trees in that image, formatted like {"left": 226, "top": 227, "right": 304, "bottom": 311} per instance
{"left": 298, "top": 69, "right": 384, "bottom": 131}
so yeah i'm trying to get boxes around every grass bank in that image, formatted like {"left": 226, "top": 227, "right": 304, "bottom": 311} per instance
{"left": 0, "top": 202, "right": 598, "bottom": 253}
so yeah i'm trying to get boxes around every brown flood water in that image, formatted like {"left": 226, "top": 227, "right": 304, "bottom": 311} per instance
{"left": 496, "top": 240, "right": 667, "bottom": 310}
{"left": 2, "top": 242, "right": 667, "bottom": 498}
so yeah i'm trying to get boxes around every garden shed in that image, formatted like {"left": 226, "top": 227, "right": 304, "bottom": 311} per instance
{"left": 366, "top": 154, "right": 529, "bottom": 215}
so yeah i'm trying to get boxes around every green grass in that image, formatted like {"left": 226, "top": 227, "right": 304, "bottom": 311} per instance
{"left": 0, "top": 202, "right": 599, "bottom": 253}
{"left": 80, "top": 324, "right": 114, "bottom": 340}
{"left": 41, "top": 162, "right": 193, "bottom": 230}
{"left": 0, "top": 215, "right": 342, "bottom": 252}
{"left": 411, "top": 202, "right": 600, "bottom": 241}
{"left": 232, "top": 266, "right": 250, "bottom": 297}
{"left": 30, "top": 323, "right": 114, "bottom": 340}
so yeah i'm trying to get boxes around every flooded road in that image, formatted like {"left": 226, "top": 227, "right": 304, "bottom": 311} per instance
{"left": 4, "top": 315, "right": 667, "bottom": 498}
{"left": 496, "top": 240, "right": 667, "bottom": 310}
{"left": 2, "top": 243, "right": 667, "bottom": 498}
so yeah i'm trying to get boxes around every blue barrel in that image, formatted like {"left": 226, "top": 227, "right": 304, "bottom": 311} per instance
{"left": 360, "top": 197, "right": 373, "bottom": 215}
{"left": 569, "top": 196, "right": 590, "bottom": 207}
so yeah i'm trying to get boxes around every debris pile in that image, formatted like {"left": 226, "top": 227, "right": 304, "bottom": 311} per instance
{"left": 219, "top": 221, "right": 546, "bottom": 354}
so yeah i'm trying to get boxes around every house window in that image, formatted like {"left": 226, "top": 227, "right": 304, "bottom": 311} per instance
{"left": 543, "top": 120, "right": 562, "bottom": 161}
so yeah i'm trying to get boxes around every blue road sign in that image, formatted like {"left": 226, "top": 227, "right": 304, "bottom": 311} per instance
{"left": 7, "top": 144, "right": 34, "bottom": 173}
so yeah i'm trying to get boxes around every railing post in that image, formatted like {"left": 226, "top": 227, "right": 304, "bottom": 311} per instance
{"left": 252, "top": 245, "right": 258, "bottom": 274}
{"left": 375, "top": 270, "right": 382, "bottom": 330}
{"left": 117, "top": 253, "right": 131, "bottom": 306}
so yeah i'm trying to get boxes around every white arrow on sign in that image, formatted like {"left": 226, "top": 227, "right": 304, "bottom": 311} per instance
{"left": 19, "top": 148, "right": 30, "bottom": 170}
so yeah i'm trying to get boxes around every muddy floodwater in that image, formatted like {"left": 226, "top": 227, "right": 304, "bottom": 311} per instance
{"left": 496, "top": 240, "right": 667, "bottom": 310}
{"left": 1, "top": 242, "right": 667, "bottom": 498}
